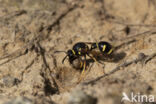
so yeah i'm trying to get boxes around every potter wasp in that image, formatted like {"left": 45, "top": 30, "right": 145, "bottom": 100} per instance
{"left": 55, "top": 41, "right": 114, "bottom": 83}
{"left": 55, "top": 42, "right": 97, "bottom": 83}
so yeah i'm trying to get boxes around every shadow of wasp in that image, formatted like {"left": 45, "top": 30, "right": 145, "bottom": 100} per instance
{"left": 54, "top": 41, "right": 115, "bottom": 83}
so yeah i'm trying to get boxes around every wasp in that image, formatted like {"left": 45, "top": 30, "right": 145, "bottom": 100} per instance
{"left": 55, "top": 42, "right": 96, "bottom": 83}
{"left": 55, "top": 41, "right": 114, "bottom": 83}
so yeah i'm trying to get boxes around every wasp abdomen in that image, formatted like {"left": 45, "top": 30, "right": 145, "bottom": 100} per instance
{"left": 98, "top": 41, "right": 113, "bottom": 54}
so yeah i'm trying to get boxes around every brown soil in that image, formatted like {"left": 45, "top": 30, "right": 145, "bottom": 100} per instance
{"left": 0, "top": 0, "right": 156, "bottom": 104}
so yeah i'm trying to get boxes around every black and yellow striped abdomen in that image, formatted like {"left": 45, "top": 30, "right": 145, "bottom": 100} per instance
{"left": 90, "top": 41, "right": 113, "bottom": 55}
{"left": 98, "top": 41, "right": 113, "bottom": 55}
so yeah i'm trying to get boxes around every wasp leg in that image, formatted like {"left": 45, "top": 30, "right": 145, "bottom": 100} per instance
{"left": 85, "top": 60, "right": 95, "bottom": 77}
{"left": 77, "top": 56, "right": 87, "bottom": 84}
{"left": 87, "top": 54, "right": 97, "bottom": 62}
{"left": 87, "top": 54, "right": 104, "bottom": 65}
{"left": 88, "top": 54, "right": 106, "bottom": 74}
{"left": 98, "top": 60, "right": 105, "bottom": 74}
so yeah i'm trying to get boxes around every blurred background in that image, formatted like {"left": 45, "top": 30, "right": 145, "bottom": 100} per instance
{"left": 0, "top": 0, "right": 156, "bottom": 104}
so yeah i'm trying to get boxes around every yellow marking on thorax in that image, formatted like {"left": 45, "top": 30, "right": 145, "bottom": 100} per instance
{"left": 78, "top": 48, "right": 81, "bottom": 55}
{"left": 72, "top": 50, "right": 75, "bottom": 55}
{"left": 78, "top": 52, "right": 81, "bottom": 55}
{"left": 102, "top": 45, "right": 106, "bottom": 52}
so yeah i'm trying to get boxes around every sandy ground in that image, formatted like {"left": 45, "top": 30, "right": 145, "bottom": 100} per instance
{"left": 0, "top": 0, "right": 156, "bottom": 104}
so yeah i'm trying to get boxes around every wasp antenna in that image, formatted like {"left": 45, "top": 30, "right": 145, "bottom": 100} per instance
{"left": 62, "top": 55, "right": 68, "bottom": 64}
{"left": 54, "top": 51, "right": 67, "bottom": 54}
